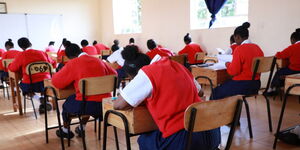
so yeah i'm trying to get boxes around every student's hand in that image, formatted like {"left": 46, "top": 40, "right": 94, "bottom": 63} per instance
{"left": 113, "top": 95, "right": 133, "bottom": 110}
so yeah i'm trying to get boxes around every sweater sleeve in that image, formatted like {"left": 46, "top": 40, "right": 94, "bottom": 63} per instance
{"left": 51, "top": 62, "right": 74, "bottom": 89}
{"left": 226, "top": 48, "right": 242, "bottom": 76}
{"left": 275, "top": 45, "right": 292, "bottom": 59}
{"left": 8, "top": 53, "right": 23, "bottom": 72}
{"left": 178, "top": 46, "right": 188, "bottom": 55}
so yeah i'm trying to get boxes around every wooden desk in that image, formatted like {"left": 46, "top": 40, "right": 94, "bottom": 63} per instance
{"left": 43, "top": 79, "right": 75, "bottom": 99}
{"left": 276, "top": 58, "right": 289, "bottom": 69}
{"left": 284, "top": 73, "right": 300, "bottom": 95}
{"left": 191, "top": 66, "right": 231, "bottom": 87}
{"left": 8, "top": 71, "right": 23, "bottom": 115}
{"left": 102, "top": 98, "right": 158, "bottom": 134}
{"left": 204, "top": 56, "right": 218, "bottom": 63}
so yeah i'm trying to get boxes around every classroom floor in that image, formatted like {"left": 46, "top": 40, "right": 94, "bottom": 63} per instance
{"left": 0, "top": 88, "right": 299, "bottom": 150}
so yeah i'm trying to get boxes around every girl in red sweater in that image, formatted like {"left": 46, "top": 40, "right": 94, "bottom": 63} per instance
{"left": 211, "top": 22, "right": 264, "bottom": 100}
{"left": 267, "top": 28, "right": 300, "bottom": 95}
{"left": 146, "top": 39, "right": 174, "bottom": 59}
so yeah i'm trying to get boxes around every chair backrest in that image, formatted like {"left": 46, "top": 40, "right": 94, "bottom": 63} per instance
{"left": 169, "top": 55, "right": 187, "bottom": 66}
{"left": 91, "top": 55, "right": 102, "bottom": 59}
{"left": 2, "top": 59, "right": 14, "bottom": 69}
{"left": 195, "top": 52, "right": 206, "bottom": 62}
{"left": 101, "top": 50, "right": 112, "bottom": 56}
{"left": 26, "top": 62, "right": 54, "bottom": 75}
{"left": 184, "top": 96, "right": 243, "bottom": 150}
{"left": 78, "top": 75, "right": 117, "bottom": 98}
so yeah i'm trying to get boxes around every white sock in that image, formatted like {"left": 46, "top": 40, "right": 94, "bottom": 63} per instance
{"left": 62, "top": 127, "right": 69, "bottom": 133}
{"left": 33, "top": 95, "right": 41, "bottom": 101}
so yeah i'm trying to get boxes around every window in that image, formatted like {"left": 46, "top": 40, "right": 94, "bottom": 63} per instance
{"left": 113, "top": 0, "right": 142, "bottom": 34}
{"left": 190, "top": 0, "right": 248, "bottom": 29}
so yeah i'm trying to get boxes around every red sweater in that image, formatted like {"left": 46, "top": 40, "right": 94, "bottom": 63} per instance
{"left": 8, "top": 49, "right": 56, "bottom": 84}
{"left": 231, "top": 43, "right": 238, "bottom": 54}
{"left": 0, "top": 50, "right": 21, "bottom": 71}
{"left": 0, "top": 49, "right": 6, "bottom": 57}
{"left": 142, "top": 58, "right": 201, "bottom": 138}
{"left": 52, "top": 55, "right": 117, "bottom": 101}
{"left": 276, "top": 42, "right": 300, "bottom": 71}
{"left": 178, "top": 43, "right": 204, "bottom": 64}
{"left": 82, "top": 46, "right": 98, "bottom": 55}
{"left": 226, "top": 43, "right": 264, "bottom": 80}
{"left": 94, "top": 44, "right": 109, "bottom": 54}
{"left": 146, "top": 47, "right": 174, "bottom": 59}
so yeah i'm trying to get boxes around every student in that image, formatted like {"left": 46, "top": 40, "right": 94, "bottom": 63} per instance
{"left": 113, "top": 45, "right": 220, "bottom": 150}
{"left": 146, "top": 39, "right": 174, "bottom": 59}
{"left": 81, "top": 39, "right": 98, "bottom": 55}
{"left": 45, "top": 41, "right": 56, "bottom": 52}
{"left": 210, "top": 22, "right": 264, "bottom": 100}
{"left": 52, "top": 43, "right": 117, "bottom": 138}
{"left": 222, "top": 35, "right": 238, "bottom": 55}
{"left": 178, "top": 33, "right": 205, "bottom": 64}
{"left": 0, "top": 39, "right": 22, "bottom": 80}
{"left": 8, "top": 37, "right": 56, "bottom": 113}
{"left": 93, "top": 40, "right": 109, "bottom": 54}
{"left": 111, "top": 39, "right": 120, "bottom": 52}
{"left": 267, "top": 28, "right": 300, "bottom": 95}
{"left": 56, "top": 40, "right": 71, "bottom": 71}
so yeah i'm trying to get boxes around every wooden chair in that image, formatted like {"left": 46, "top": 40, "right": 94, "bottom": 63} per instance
{"left": 184, "top": 96, "right": 243, "bottom": 150}
{"left": 91, "top": 54, "right": 102, "bottom": 59}
{"left": 242, "top": 56, "right": 276, "bottom": 138}
{"left": 169, "top": 55, "right": 187, "bottom": 67}
{"left": 101, "top": 50, "right": 112, "bottom": 60}
{"left": 24, "top": 62, "right": 53, "bottom": 119}
{"left": 273, "top": 77, "right": 300, "bottom": 149}
{"left": 1, "top": 59, "right": 14, "bottom": 99}
{"left": 204, "top": 56, "right": 218, "bottom": 64}
{"left": 194, "top": 52, "right": 206, "bottom": 63}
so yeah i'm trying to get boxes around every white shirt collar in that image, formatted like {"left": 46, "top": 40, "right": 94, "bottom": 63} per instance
{"left": 25, "top": 47, "right": 32, "bottom": 50}
{"left": 78, "top": 52, "right": 88, "bottom": 57}
{"left": 295, "top": 41, "right": 300, "bottom": 44}
{"left": 241, "top": 39, "right": 251, "bottom": 45}
{"left": 150, "top": 55, "right": 162, "bottom": 64}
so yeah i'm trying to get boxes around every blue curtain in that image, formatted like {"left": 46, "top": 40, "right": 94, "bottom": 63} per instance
{"left": 204, "top": 0, "right": 227, "bottom": 28}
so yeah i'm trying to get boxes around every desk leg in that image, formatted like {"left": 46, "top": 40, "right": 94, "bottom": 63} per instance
{"left": 9, "top": 78, "right": 17, "bottom": 112}
{"left": 15, "top": 81, "right": 23, "bottom": 115}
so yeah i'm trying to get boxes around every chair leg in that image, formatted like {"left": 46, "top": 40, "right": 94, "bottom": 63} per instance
{"left": 68, "top": 121, "right": 71, "bottom": 147}
{"left": 273, "top": 93, "right": 289, "bottom": 149}
{"left": 24, "top": 96, "right": 27, "bottom": 114}
{"left": 78, "top": 116, "right": 87, "bottom": 150}
{"left": 113, "top": 127, "right": 120, "bottom": 150}
{"left": 6, "top": 84, "right": 10, "bottom": 100}
{"left": 44, "top": 95, "right": 49, "bottom": 143}
{"left": 98, "top": 119, "right": 101, "bottom": 140}
{"left": 94, "top": 119, "right": 97, "bottom": 133}
{"left": 30, "top": 97, "right": 37, "bottom": 119}
{"left": 243, "top": 97, "right": 253, "bottom": 138}
{"left": 263, "top": 95, "right": 273, "bottom": 132}
{"left": 2, "top": 80, "right": 6, "bottom": 98}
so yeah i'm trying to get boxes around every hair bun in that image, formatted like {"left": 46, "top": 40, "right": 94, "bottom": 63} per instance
{"left": 8, "top": 39, "right": 12, "bottom": 42}
{"left": 186, "top": 33, "right": 190, "bottom": 37}
{"left": 296, "top": 28, "right": 300, "bottom": 33}
{"left": 121, "top": 45, "right": 139, "bottom": 61}
{"left": 242, "top": 22, "right": 250, "bottom": 29}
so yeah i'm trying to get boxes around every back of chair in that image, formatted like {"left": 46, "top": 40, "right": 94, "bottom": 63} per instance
{"left": 91, "top": 55, "right": 102, "bottom": 59}
{"left": 2, "top": 59, "right": 14, "bottom": 69}
{"left": 78, "top": 75, "right": 117, "bottom": 99}
{"left": 26, "top": 62, "right": 53, "bottom": 75}
{"left": 184, "top": 96, "right": 242, "bottom": 132}
{"left": 101, "top": 50, "right": 112, "bottom": 56}
{"left": 195, "top": 52, "right": 205, "bottom": 62}
{"left": 169, "top": 55, "right": 187, "bottom": 66}
{"left": 204, "top": 56, "right": 218, "bottom": 64}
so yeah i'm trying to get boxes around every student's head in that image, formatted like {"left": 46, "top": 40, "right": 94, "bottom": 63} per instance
{"left": 230, "top": 34, "right": 235, "bottom": 45}
{"left": 147, "top": 39, "right": 157, "bottom": 50}
{"left": 81, "top": 40, "right": 89, "bottom": 47}
{"left": 113, "top": 39, "right": 119, "bottom": 45}
{"left": 93, "top": 40, "right": 98, "bottom": 45}
{"left": 234, "top": 22, "right": 250, "bottom": 45}
{"left": 129, "top": 38, "right": 135, "bottom": 44}
{"left": 18, "top": 37, "right": 32, "bottom": 50}
{"left": 290, "top": 28, "right": 300, "bottom": 44}
{"left": 48, "top": 41, "right": 55, "bottom": 46}
{"left": 65, "top": 43, "right": 82, "bottom": 59}
{"left": 63, "top": 40, "right": 71, "bottom": 48}
{"left": 121, "top": 45, "right": 151, "bottom": 77}
{"left": 184, "top": 33, "right": 192, "bottom": 45}
{"left": 5, "top": 39, "right": 14, "bottom": 50}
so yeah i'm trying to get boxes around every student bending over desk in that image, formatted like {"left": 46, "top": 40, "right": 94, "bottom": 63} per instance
{"left": 113, "top": 45, "right": 220, "bottom": 150}
{"left": 8, "top": 37, "right": 56, "bottom": 113}
{"left": 52, "top": 43, "right": 117, "bottom": 139}
{"left": 210, "top": 22, "right": 264, "bottom": 100}
{"left": 267, "top": 28, "right": 300, "bottom": 95}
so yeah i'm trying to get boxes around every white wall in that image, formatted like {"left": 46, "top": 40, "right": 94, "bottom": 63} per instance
{"left": 99, "top": 0, "right": 300, "bottom": 56}
{"left": 0, "top": 0, "right": 102, "bottom": 47}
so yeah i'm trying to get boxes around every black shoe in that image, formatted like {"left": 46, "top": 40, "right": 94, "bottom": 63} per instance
{"left": 277, "top": 132, "right": 300, "bottom": 145}
{"left": 56, "top": 129, "right": 75, "bottom": 139}
{"left": 39, "top": 104, "right": 45, "bottom": 114}
{"left": 75, "top": 126, "right": 85, "bottom": 137}
{"left": 265, "top": 91, "right": 279, "bottom": 96}
{"left": 39, "top": 97, "right": 52, "bottom": 111}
